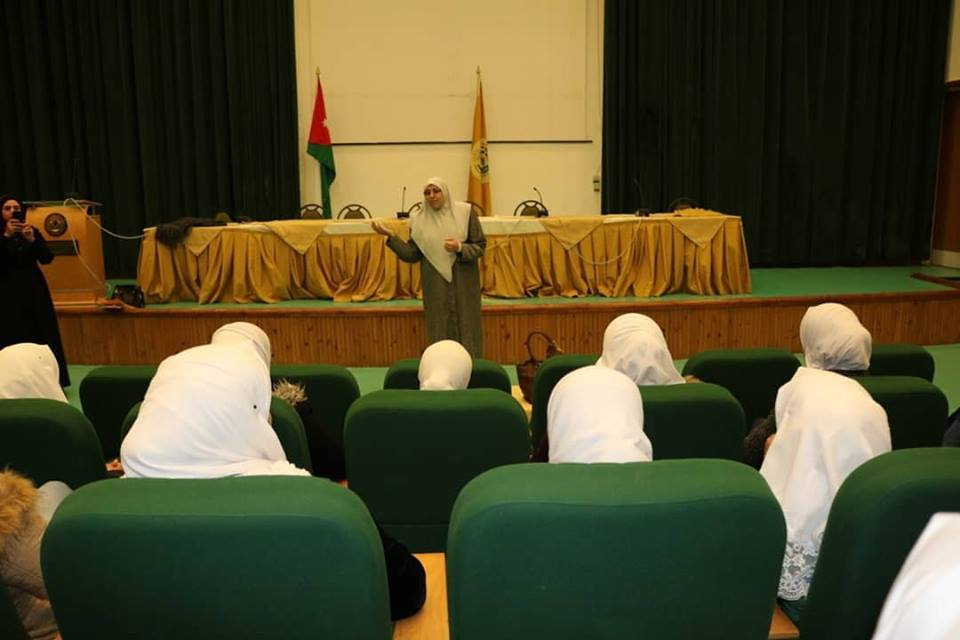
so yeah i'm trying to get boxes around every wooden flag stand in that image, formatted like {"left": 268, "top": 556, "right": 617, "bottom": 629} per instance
{"left": 26, "top": 200, "right": 106, "bottom": 309}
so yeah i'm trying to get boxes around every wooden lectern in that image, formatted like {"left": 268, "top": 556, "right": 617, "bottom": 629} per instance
{"left": 25, "top": 200, "right": 106, "bottom": 308}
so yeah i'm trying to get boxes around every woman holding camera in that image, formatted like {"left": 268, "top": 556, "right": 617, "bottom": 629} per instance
{"left": 0, "top": 196, "right": 69, "bottom": 386}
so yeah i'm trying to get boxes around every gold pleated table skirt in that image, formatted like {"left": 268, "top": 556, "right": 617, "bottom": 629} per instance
{"left": 136, "top": 211, "right": 751, "bottom": 304}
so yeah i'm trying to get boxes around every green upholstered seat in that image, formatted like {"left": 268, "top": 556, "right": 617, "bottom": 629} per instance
{"left": 78, "top": 365, "right": 157, "bottom": 459}
{"left": 41, "top": 476, "right": 391, "bottom": 640}
{"left": 447, "top": 460, "right": 786, "bottom": 640}
{"left": 642, "top": 383, "right": 745, "bottom": 460}
{"left": 0, "top": 588, "right": 29, "bottom": 640}
{"left": 869, "top": 343, "right": 935, "bottom": 381}
{"left": 529, "top": 354, "right": 597, "bottom": 450}
{"left": 801, "top": 448, "right": 960, "bottom": 639}
{"left": 857, "top": 376, "right": 948, "bottom": 449}
{"left": 344, "top": 389, "right": 529, "bottom": 552}
{"left": 681, "top": 348, "right": 800, "bottom": 425}
{"left": 383, "top": 357, "right": 512, "bottom": 393}
{"left": 119, "top": 398, "right": 313, "bottom": 472}
{"left": 270, "top": 364, "right": 360, "bottom": 481}
{"left": 0, "top": 399, "right": 106, "bottom": 489}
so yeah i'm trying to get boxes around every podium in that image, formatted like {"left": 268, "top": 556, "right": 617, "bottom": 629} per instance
{"left": 26, "top": 200, "right": 106, "bottom": 308}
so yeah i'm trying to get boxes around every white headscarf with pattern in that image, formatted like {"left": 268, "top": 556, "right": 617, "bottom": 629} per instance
{"left": 211, "top": 322, "right": 272, "bottom": 368}
{"left": 596, "top": 313, "right": 684, "bottom": 385}
{"left": 0, "top": 343, "right": 67, "bottom": 402}
{"left": 409, "top": 177, "right": 471, "bottom": 283}
{"left": 419, "top": 340, "right": 472, "bottom": 390}
{"left": 800, "top": 303, "right": 872, "bottom": 371}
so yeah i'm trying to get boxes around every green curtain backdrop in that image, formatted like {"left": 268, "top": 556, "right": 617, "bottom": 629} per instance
{"left": 602, "top": 0, "right": 950, "bottom": 266}
{"left": 0, "top": 0, "right": 300, "bottom": 276}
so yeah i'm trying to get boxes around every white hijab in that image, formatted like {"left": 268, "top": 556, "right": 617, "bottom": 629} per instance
{"left": 872, "top": 512, "right": 960, "bottom": 640}
{"left": 800, "top": 303, "right": 872, "bottom": 371}
{"left": 121, "top": 344, "right": 308, "bottom": 478}
{"left": 409, "top": 176, "right": 471, "bottom": 283}
{"left": 547, "top": 365, "right": 653, "bottom": 463}
{"left": 0, "top": 343, "right": 68, "bottom": 402}
{"left": 211, "top": 322, "right": 272, "bottom": 367}
{"left": 419, "top": 340, "right": 472, "bottom": 390}
{"left": 760, "top": 367, "right": 890, "bottom": 601}
{"left": 596, "top": 313, "right": 684, "bottom": 385}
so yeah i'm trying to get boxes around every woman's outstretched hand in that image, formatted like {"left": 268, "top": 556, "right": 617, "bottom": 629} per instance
{"left": 370, "top": 219, "right": 394, "bottom": 237}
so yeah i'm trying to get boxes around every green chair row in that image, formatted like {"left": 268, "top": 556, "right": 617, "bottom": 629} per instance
{"left": 532, "top": 348, "right": 945, "bottom": 453}
{"left": 42, "top": 477, "right": 392, "bottom": 640}
{"left": 78, "top": 364, "right": 359, "bottom": 477}
{"left": 447, "top": 447, "right": 960, "bottom": 640}
{"left": 120, "top": 397, "right": 314, "bottom": 473}
{"left": 383, "top": 357, "right": 512, "bottom": 393}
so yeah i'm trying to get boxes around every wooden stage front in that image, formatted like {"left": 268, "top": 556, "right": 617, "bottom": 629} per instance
{"left": 58, "top": 287, "right": 960, "bottom": 367}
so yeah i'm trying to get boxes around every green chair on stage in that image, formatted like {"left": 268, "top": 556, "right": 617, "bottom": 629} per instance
{"left": 383, "top": 358, "right": 512, "bottom": 394}
{"left": 0, "top": 399, "right": 106, "bottom": 489}
{"left": 120, "top": 397, "right": 313, "bottom": 472}
{"left": 869, "top": 344, "right": 935, "bottom": 381}
{"left": 857, "top": 376, "right": 948, "bottom": 449}
{"left": 344, "top": 389, "right": 529, "bottom": 552}
{"left": 78, "top": 365, "right": 157, "bottom": 460}
{"left": 447, "top": 460, "right": 785, "bottom": 640}
{"left": 800, "top": 448, "right": 960, "bottom": 639}
{"left": 42, "top": 476, "right": 392, "bottom": 640}
{"left": 681, "top": 348, "right": 801, "bottom": 426}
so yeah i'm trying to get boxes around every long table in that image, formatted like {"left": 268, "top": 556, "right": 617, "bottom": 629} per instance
{"left": 137, "top": 210, "right": 752, "bottom": 303}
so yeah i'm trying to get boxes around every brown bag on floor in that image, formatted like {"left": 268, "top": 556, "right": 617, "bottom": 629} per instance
{"left": 517, "top": 331, "right": 563, "bottom": 403}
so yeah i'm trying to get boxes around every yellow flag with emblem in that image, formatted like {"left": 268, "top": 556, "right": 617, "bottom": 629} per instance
{"left": 467, "top": 69, "right": 491, "bottom": 216}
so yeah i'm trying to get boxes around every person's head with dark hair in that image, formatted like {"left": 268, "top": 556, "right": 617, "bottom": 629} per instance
{"left": 0, "top": 195, "right": 25, "bottom": 233}
{"left": 668, "top": 197, "right": 699, "bottom": 212}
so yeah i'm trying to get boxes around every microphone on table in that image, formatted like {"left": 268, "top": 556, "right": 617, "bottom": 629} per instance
{"left": 396, "top": 186, "right": 409, "bottom": 219}
{"left": 532, "top": 187, "right": 549, "bottom": 217}
{"left": 633, "top": 177, "right": 651, "bottom": 217}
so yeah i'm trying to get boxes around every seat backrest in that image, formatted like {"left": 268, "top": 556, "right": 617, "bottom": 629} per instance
{"left": 0, "top": 399, "right": 106, "bottom": 488}
{"left": 856, "top": 376, "right": 948, "bottom": 449}
{"left": 383, "top": 358, "right": 511, "bottom": 393}
{"left": 0, "top": 588, "right": 29, "bottom": 640}
{"left": 869, "top": 344, "right": 935, "bottom": 381}
{"left": 465, "top": 200, "right": 486, "bottom": 218}
{"left": 642, "top": 383, "right": 745, "bottom": 460}
{"left": 529, "top": 354, "right": 597, "bottom": 450}
{"left": 299, "top": 203, "right": 324, "bottom": 219}
{"left": 270, "top": 364, "right": 360, "bottom": 481}
{"left": 681, "top": 348, "right": 800, "bottom": 425}
{"left": 512, "top": 199, "right": 547, "bottom": 217}
{"left": 801, "top": 448, "right": 960, "bottom": 640}
{"left": 447, "top": 460, "right": 786, "bottom": 639}
{"left": 344, "top": 389, "right": 529, "bottom": 552}
{"left": 119, "top": 398, "right": 313, "bottom": 472}
{"left": 337, "top": 203, "right": 371, "bottom": 219}
{"left": 78, "top": 365, "right": 157, "bottom": 459}
{"left": 42, "top": 477, "right": 392, "bottom": 640}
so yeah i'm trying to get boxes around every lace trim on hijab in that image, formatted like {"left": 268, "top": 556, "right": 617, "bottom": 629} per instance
{"left": 779, "top": 538, "right": 820, "bottom": 601}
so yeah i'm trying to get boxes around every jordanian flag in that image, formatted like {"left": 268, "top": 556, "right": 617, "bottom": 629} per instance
{"left": 307, "top": 76, "right": 336, "bottom": 218}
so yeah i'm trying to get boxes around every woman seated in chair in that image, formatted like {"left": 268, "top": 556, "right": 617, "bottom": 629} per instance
{"left": 0, "top": 343, "right": 69, "bottom": 402}
{"left": 120, "top": 343, "right": 426, "bottom": 620}
{"left": 595, "top": 313, "right": 685, "bottom": 386}
{"left": 545, "top": 366, "right": 653, "bottom": 463}
{"left": 743, "top": 302, "right": 872, "bottom": 468}
{"left": 0, "top": 469, "right": 71, "bottom": 640}
{"left": 760, "top": 367, "right": 890, "bottom": 625}
{"left": 418, "top": 340, "right": 472, "bottom": 390}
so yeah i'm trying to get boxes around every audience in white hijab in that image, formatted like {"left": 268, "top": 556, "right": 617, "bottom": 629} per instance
{"left": 760, "top": 367, "right": 890, "bottom": 623}
{"left": 210, "top": 321, "right": 272, "bottom": 367}
{"left": 418, "top": 340, "right": 472, "bottom": 390}
{"left": 596, "top": 313, "right": 684, "bottom": 386}
{"left": 871, "top": 512, "right": 960, "bottom": 640}
{"left": 800, "top": 303, "right": 872, "bottom": 372}
{"left": 547, "top": 366, "right": 653, "bottom": 463}
{"left": 0, "top": 343, "right": 68, "bottom": 403}
{"left": 119, "top": 338, "right": 426, "bottom": 620}
{"left": 121, "top": 343, "right": 304, "bottom": 478}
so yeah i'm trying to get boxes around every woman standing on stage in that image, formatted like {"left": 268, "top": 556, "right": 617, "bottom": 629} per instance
{"left": 372, "top": 177, "right": 486, "bottom": 357}
{"left": 0, "top": 196, "right": 69, "bottom": 387}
